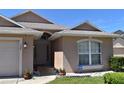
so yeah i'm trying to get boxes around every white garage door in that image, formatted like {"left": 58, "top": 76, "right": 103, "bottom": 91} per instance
{"left": 0, "top": 40, "right": 19, "bottom": 76}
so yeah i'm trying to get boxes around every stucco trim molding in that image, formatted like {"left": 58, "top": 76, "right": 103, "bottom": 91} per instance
{"left": 82, "top": 65, "right": 104, "bottom": 70}
{"left": 77, "top": 39, "right": 103, "bottom": 43}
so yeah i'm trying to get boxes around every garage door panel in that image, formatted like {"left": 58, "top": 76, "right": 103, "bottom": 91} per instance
{"left": 0, "top": 40, "right": 19, "bottom": 76}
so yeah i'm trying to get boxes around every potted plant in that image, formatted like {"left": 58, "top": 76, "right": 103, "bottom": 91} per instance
{"left": 23, "top": 69, "right": 32, "bottom": 80}
{"left": 58, "top": 68, "right": 66, "bottom": 76}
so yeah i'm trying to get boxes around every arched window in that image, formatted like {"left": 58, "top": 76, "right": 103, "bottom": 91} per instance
{"left": 77, "top": 39, "right": 102, "bottom": 66}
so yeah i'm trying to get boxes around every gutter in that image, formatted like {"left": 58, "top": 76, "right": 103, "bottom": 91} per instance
{"left": 0, "top": 27, "right": 44, "bottom": 39}
{"left": 49, "top": 31, "right": 121, "bottom": 40}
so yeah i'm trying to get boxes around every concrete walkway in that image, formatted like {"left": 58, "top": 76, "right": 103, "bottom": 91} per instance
{"left": 0, "top": 71, "right": 114, "bottom": 84}
{"left": 0, "top": 75, "right": 56, "bottom": 84}
{"left": 66, "top": 71, "right": 114, "bottom": 77}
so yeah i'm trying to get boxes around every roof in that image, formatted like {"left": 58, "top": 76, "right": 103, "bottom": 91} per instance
{"left": 0, "top": 15, "right": 25, "bottom": 28}
{"left": 71, "top": 21, "right": 103, "bottom": 32}
{"left": 113, "top": 30, "right": 124, "bottom": 35}
{"left": 17, "top": 22, "right": 67, "bottom": 30}
{"left": 0, "top": 27, "right": 43, "bottom": 39}
{"left": 113, "top": 38, "right": 124, "bottom": 48}
{"left": 49, "top": 30, "right": 121, "bottom": 40}
{"left": 11, "top": 10, "right": 54, "bottom": 24}
{"left": 113, "top": 46, "right": 124, "bottom": 48}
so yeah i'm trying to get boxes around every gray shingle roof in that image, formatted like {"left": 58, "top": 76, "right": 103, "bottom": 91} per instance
{"left": 11, "top": 10, "right": 54, "bottom": 24}
{"left": 49, "top": 30, "right": 121, "bottom": 40}
{"left": 0, "top": 15, "right": 25, "bottom": 28}
{"left": 17, "top": 22, "right": 67, "bottom": 30}
{"left": 113, "top": 30, "right": 124, "bottom": 35}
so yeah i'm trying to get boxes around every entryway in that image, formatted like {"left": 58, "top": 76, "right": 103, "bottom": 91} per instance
{"left": 33, "top": 32, "right": 54, "bottom": 75}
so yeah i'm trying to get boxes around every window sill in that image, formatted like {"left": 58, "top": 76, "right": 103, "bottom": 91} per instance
{"left": 79, "top": 65, "right": 104, "bottom": 70}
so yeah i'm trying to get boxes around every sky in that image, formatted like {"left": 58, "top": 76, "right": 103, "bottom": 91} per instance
{"left": 0, "top": 9, "right": 124, "bottom": 32}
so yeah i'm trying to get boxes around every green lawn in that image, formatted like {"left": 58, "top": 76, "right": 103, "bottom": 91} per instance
{"left": 48, "top": 76, "right": 104, "bottom": 84}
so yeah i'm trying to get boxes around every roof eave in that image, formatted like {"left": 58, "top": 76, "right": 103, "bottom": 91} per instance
{"left": 49, "top": 33, "right": 121, "bottom": 40}
{"left": 0, "top": 27, "right": 44, "bottom": 39}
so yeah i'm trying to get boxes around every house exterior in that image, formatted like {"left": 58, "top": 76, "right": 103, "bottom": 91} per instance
{"left": 0, "top": 14, "right": 44, "bottom": 77}
{"left": 50, "top": 22, "right": 119, "bottom": 72}
{"left": 113, "top": 30, "right": 124, "bottom": 57}
{"left": 0, "top": 10, "right": 120, "bottom": 77}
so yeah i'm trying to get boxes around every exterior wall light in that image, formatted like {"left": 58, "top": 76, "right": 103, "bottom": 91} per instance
{"left": 24, "top": 41, "right": 28, "bottom": 48}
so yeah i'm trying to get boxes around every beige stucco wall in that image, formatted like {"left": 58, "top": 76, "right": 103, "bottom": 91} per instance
{"left": 0, "top": 34, "right": 34, "bottom": 75}
{"left": 53, "top": 36, "right": 113, "bottom": 72}
{"left": 113, "top": 48, "right": 124, "bottom": 57}
{"left": 52, "top": 37, "right": 63, "bottom": 51}
{"left": 54, "top": 52, "right": 64, "bottom": 69}
{"left": 22, "top": 36, "right": 34, "bottom": 74}
{"left": 52, "top": 37, "right": 64, "bottom": 70}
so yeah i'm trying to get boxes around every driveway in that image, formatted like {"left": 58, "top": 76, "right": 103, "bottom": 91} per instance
{"left": 0, "top": 75, "right": 56, "bottom": 84}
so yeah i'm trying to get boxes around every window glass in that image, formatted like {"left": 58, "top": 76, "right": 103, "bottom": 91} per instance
{"left": 91, "top": 41, "right": 101, "bottom": 53}
{"left": 78, "top": 40, "right": 101, "bottom": 66}
{"left": 78, "top": 41, "right": 89, "bottom": 53}
{"left": 79, "top": 54, "right": 89, "bottom": 65}
{"left": 91, "top": 54, "right": 101, "bottom": 65}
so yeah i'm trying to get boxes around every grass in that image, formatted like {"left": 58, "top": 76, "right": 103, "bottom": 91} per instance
{"left": 48, "top": 76, "right": 104, "bottom": 84}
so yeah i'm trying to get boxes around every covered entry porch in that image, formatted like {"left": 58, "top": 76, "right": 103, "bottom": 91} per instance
{"left": 33, "top": 32, "right": 54, "bottom": 75}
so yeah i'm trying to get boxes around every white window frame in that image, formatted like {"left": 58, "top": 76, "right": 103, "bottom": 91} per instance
{"left": 77, "top": 39, "right": 102, "bottom": 66}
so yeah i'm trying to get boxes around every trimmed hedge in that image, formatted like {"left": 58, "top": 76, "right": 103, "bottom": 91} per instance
{"left": 104, "top": 73, "right": 124, "bottom": 84}
{"left": 109, "top": 57, "right": 124, "bottom": 71}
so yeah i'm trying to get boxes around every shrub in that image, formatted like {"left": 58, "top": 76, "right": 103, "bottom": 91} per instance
{"left": 55, "top": 68, "right": 66, "bottom": 76}
{"left": 104, "top": 72, "right": 124, "bottom": 84}
{"left": 109, "top": 57, "right": 124, "bottom": 71}
{"left": 23, "top": 69, "right": 32, "bottom": 80}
